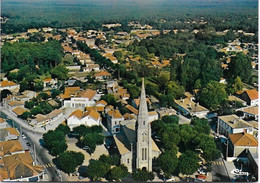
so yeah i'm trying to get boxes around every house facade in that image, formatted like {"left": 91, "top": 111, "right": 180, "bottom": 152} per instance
{"left": 107, "top": 110, "right": 124, "bottom": 134}
{"left": 67, "top": 109, "right": 101, "bottom": 131}
{"left": 217, "top": 115, "right": 256, "bottom": 138}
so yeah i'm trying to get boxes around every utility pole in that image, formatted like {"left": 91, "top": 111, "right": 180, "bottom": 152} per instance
{"left": 226, "top": 139, "right": 228, "bottom": 161}
{"left": 34, "top": 144, "right": 37, "bottom": 165}
{"left": 20, "top": 124, "right": 22, "bottom": 135}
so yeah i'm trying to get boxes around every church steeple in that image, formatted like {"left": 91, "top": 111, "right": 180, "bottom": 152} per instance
{"left": 136, "top": 78, "right": 152, "bottom": 171}
{"left": 138, "top": 78, "right": 149, "bottom": 125}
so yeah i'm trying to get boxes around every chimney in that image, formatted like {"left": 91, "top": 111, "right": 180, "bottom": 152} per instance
{"left": 243, "top": 129, "right": 247, "bottom": 134}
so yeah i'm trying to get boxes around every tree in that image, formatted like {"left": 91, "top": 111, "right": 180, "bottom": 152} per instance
{"left": 18, "top": 111, "right": 30, "bottom": 120}
{"left": 226, "top": 53, "right": 252, "bottom": 83}
{"left": 58, "top": 151, "right": 84, "bottom": 174}
{"left": 30, "top": 106, "right": 43, "bottom": 115}
{"left": 73, "top": 125, "right": 92, "bottom": 137}
{"left": 50, "top": 140, "right": 68, "bottom": 156}
{"left": 162, "top": 115, "right": 179, "bottom": 125}
{"left": 166, "top": 81, "right": 184, "bottom": 99}
{"left": 191, "top": 118, "right": 210, "bottom": 135}
{"left": 51, "top": 65, "right": 69, "bottom": 80}
{"left": 87, "top": 159, "right": 110, "bottom": 181}
{"left": 199, "top": 81, "right": 228, "bottom": 110}
{"left": 108, "top": 165, "right": 128, "bottom": 181}
{"left": 34, "top": 80, "right": 44, "bottom": 91}
{"left": 233, "top": 76, "right": 243, "bottom": 92}
{"left": 178, "top": 150, "right": 199, "bottom": 176}
{"left": 158, "top": 150, "right": 179, "bottom": 177}
{"left": 157, "top": 72, "right": 170, "bottom": 93}
{"left": 132, "top": 169, "right": 154, "bottom": 182}
{"left": 113, "top": 51, "right": 123, "bottom": 62}
{"left": 95, "top": 38, "right": 104, "bottom": 47}
{"left": 62, "top": 53, "right": 74, "bottom": 65}
{"left": 51, "top": 89, "right": 61, "bottom": 98}
{"left": 81, "top": 133, "right": 104, "bottom": 154}
{"left": 56, "top": 124, "right": 70, "bottom": 135}
{"left": 0, "top": 89, "right": 12, "bottom": 102}
{"left": 101, "top": 94, "right": 117, "bottom": 106}
{"left": 42, "top": 130, "right": 67, "bottom": 156}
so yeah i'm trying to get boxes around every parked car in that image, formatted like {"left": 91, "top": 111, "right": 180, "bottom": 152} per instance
{"left": 198, "top": 169, "right": 207, "bottom": 175}
{"left": 26, "top": 142, "right": 31, "bottom": 147}
{"left": 83, "top": 146, "right": 89, "bottom": 150}
{"left": 78, "top": 176, "right": 84, "bottom": 180}
{"left": 22, "top": 134, "right": 26, "bottom": 139}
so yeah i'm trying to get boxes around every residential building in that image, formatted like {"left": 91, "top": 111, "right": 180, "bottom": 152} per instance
{"left": 0, "top": 128, "right": 20, "bottom": 141}
{"left": 228, "top": 133, "right": 258, "bottom": 158}
{"left": 228, "top": 95, "right": 247, "bottom": 106}
{"left": 29, "top": 109, "right": 63, "bottom": 127}
{"left": 8, "top": 101, "right": 25, "bottom": 110}
{"left": 67, "top": 109, "right": 101, "bottom": 131}
{"left": 175, "top": 98, "right": 209, "bottom": 118}
{"left": 59, "top": 87, "right": 81, "bottom": 99}
{"left": 0, "top": 140, "right": 25, "bottom": 156}
{"left": 83, "top": 64, "right": 100, "bottom": 72}
{"left": 43, "top": 78, "right": 58, "bottom": 89}
{"left": 64, "top": 89, "right": 100, "bottom": 108}
{"left": 12, "top": 106, "right": 27, "bottom": 116}
{"left": 156, "top": 108, "right": 176, "bottom": 118}
{"left": 148, "top": 111, "right": 159, "bottom": 122}
{"left": 0, "top": 118, "right": 8, "bottom": 129}
{"left": 107, "top": 110, "right": 124, "bottom": 134}
{"left": 0, "top": 80, "right": 20, "bottom": 93}
{"left": 237, "top": 106, "right": 258, "bottom": 121}
{"left": 0, "top": 153, "right": 44, "bottom": 181}
{"left": 240, "top": 89, "right": 258, "bottom": 106}
{"left": 94, "top": 70, "right": 111, "bottom": 81}
{"left": 217, "top": 115, "right": 257, "bottom": 138}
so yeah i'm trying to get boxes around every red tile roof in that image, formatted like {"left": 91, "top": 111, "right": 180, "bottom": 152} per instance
{"left": 245, "top": 89, "right": 258, "bottom": 100}
{"left": 229, "top": 133, "right": 258, "bottom": 146}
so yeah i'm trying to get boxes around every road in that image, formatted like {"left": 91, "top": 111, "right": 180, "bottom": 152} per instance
{"left": 211, "top": 157, "right": 230, "bottom": 182}
{"left": 0, "top": 107, "right": 64, "bottom": 181}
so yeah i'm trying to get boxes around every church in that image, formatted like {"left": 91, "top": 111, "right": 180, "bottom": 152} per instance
{"left": 113, "top": 78, "right": 161, "bottom": 173}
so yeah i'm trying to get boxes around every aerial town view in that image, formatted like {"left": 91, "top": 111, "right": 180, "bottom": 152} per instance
{"left": 0, "top": 0, "right": 258, "bottom": 182}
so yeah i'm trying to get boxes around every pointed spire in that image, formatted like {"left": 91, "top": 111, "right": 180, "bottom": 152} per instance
{"left": 138, "top": 78, "right": 148, "bottom": 124}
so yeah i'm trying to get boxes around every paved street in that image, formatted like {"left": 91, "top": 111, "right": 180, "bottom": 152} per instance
{"left": 0, "top": 107, "right": 65, "bottom": 181}
{"left": 212, "top": 157, "right": 230, "bottom": 182}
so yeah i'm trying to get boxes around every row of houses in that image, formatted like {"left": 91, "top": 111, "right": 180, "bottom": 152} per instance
{"left": 0, "top": 118, "right": 45, "bottom": 182}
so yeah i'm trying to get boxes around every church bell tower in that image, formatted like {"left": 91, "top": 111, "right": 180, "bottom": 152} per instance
{"left": 136, "top": 78, "right": 152, "bottom": 171}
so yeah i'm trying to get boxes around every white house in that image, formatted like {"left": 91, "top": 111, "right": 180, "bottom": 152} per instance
{"left": 83, "top": 64, "right": 100, "bottom": 72}
{"left": 107, "top": 110, "right": 124, "bottom": 134}
{"left": 0, "top": 80, "right": 20, "bottom": 93}
{"left": 67, "top": 109, "right": 101, "bottom": 131}
{"left": 64, "top": 89, "right": 100, "bottom": 109}
{"left": 175, "top": 98, "right": 209, "bottom": 118}
{"left": 148, "top": 111, "right": 159, "bottom": 122}
{"left": 43, "top": 78, "right": 58, "bottom": 89}
{"left": 240, "top": 89, "right": 258, "bottom": 106}
{"left": 217, "top": 115, "right": 257, "bottom": 138}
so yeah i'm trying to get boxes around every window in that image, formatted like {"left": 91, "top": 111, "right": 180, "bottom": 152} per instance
{"left": 142, "top": 148, "right": 144, "bottom": 160}
{"left": 145, "top": 148, "right": 147, "bottom": 160}
{"left": 127, "top": 159, "right": 129, "bottom": 164}
{"left": 115, "top": 121, "right": 117, "bottom": 125}
{"left": 143, "top": 121, "right": 145, "bottom": 125}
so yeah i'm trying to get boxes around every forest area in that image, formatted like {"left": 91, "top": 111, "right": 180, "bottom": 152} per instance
{"left": 1, "top": 0, "right": 258, "bottom": 34}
